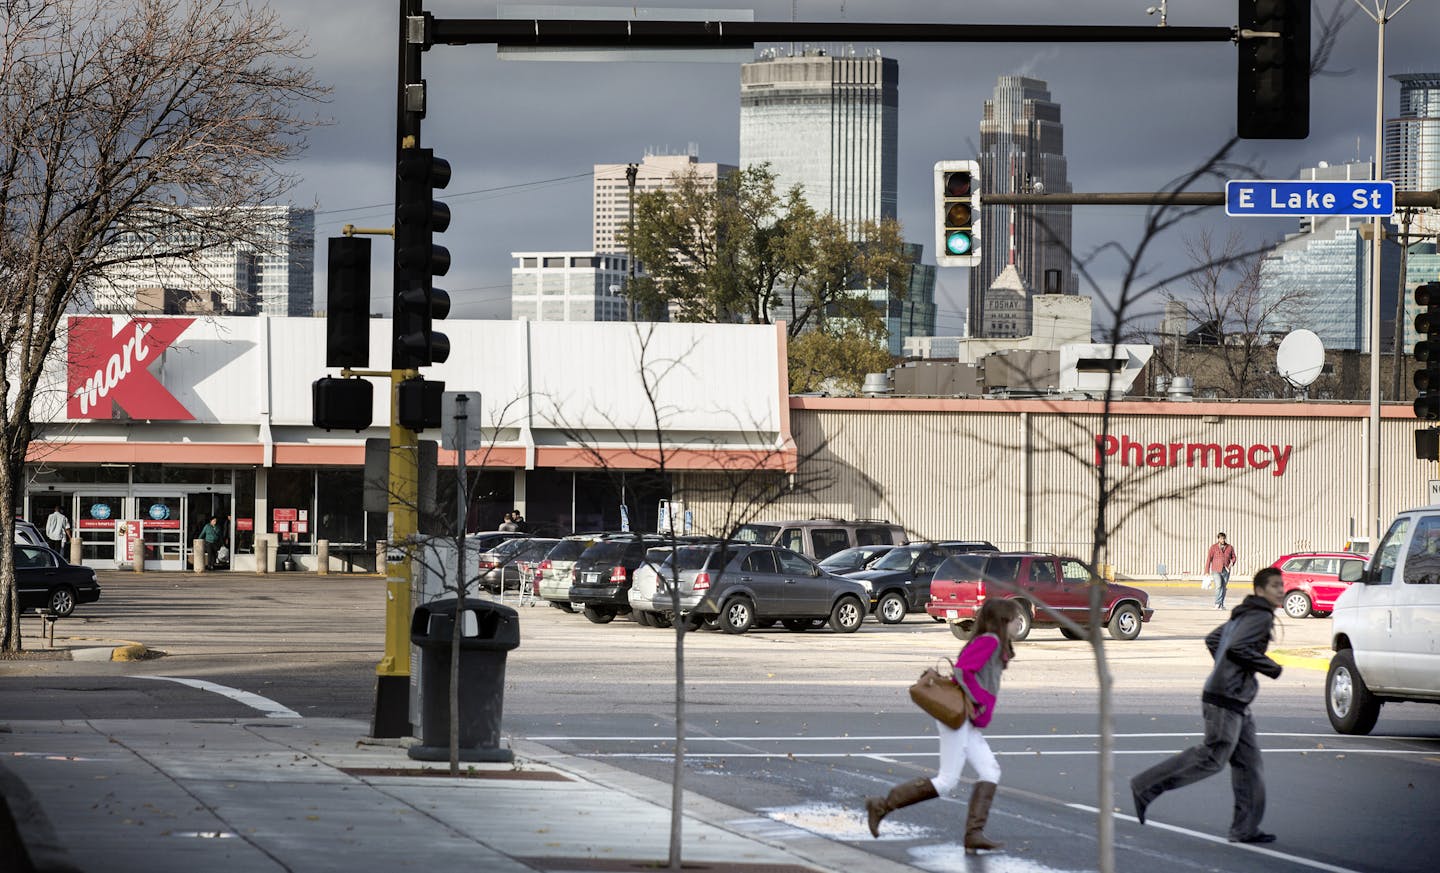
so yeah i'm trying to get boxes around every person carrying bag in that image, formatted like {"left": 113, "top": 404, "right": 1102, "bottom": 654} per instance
{"left": 864, "top": 598, "right": 1023, "bottom": 853}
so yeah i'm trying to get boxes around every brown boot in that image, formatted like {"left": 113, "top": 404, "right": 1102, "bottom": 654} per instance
{"left": 864, "top": 777, "right": 938, "bottom": 837}
{"left": 963, "top": 781, "right": 1004, "bottom": 853}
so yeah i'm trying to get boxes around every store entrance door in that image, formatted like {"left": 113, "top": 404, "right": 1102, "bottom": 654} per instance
{"left": 186, "top": 492, "right": 233, "bottom": 570}
{"left": 133, "top": 493, "right": 184, "bottom": 571}
{"left": 75, "top": 493, "right": 125, "bottom": 569}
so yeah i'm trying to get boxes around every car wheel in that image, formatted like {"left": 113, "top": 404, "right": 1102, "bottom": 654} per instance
{"left": 46, "top": 586, "right": 77, "bottom": 618}
{"left": 830, "top": 596, "right": 865, "bottom": 633}
{"left": 1012, "top": 602, "right": 1033, "bottom": 641}
{"left": 1284, "top": 590, "right": 1313, "bottom": 619}
{"left": 1107, "top": 604, "right": 1142, "bottom": 640}
{"left": 551, "top": 601, "right": 575, "bottom": 613}
{"left": 634, "top": 610, "right": 655, "bottom": 627}
{"left": 781, "top": 618, "right": 813, "bottom": 632}
{"left": 582, "top": 606, "right": 616, "bottom": 624}
{"left": 1327, "top": 648, "right": 1382, "bottom": 735}
{"left": 876, "top": 592, "right": 907, "bottom": 625}
{"left": 720, "top": 598, "right": 755, "bottom": 634}
{"left": 1059, "top": 625, "right": 1088, "bottom": 641}
{"left": 949, "top": 621, "right": 971, "bottom": 640}
{"left": 931, "top": 615, "right": 944, "bottom": 623}
{"left": 651, "top": 613, "right": 673, "bottom": 629}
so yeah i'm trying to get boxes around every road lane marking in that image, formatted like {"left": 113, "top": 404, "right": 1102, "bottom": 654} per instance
{"left": 563, "top": 748, "right": 1437, "bottom": 759}
{"left": 1068, "top": 802, "right": 1364, "bottom": 873}
{"left": 139, "top": 676, "right": 301, "bottom": 719}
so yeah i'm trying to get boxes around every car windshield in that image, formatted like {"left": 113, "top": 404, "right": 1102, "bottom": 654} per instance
{"left": 547, "top": 539, "right": 591, "bottom": 561}
{"left": 493, "top": 537, "right": 532, "bottom": 556}
{"left": 819, "top": 548, "right": 865, "bottom": 570}
{"left": 579, "top": 541, "right": 627, "bottom": 563}
{"left": 732, "top": 524, "right": 779, "bottom": 544}
{"left": 672, "top": 546, "right": 717, "bottom": 571}
{"left": 871, "top": 546, "right": 921, "bottom": 571}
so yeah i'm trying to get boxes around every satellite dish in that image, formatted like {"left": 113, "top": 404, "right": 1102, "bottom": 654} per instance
{"left": 1276, "top": 329, "right": 1325, "bottom": 388}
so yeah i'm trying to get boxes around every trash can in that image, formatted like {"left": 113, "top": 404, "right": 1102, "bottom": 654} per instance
{"left": 407, "top": 597, "right": 521, "bottom": 762}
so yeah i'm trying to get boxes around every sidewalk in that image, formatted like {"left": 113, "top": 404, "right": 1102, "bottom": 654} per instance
{"left": 0, "top": 715, "right": 919, "bottom": 873}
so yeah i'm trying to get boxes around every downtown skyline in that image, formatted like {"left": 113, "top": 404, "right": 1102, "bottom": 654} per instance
{"left": 278, "top": 1, "right": 1438, "bottom": 338}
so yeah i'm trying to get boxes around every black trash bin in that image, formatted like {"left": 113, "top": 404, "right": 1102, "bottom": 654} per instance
{"left": 407, "top": 597, "right": 521, "bottom": 762}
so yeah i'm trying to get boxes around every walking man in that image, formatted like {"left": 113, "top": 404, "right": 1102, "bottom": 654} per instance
{"left": 45, "top": 505, "right": 71, "bottom": 554}
{"left": 201, "top": 516, "right": 223, "bottom": 570}
{"left": 1130, "top": 567, "right": 1286, "bottom": 844}
{"left": 1205, "top": 531, "right": 1238, "bottom": 610}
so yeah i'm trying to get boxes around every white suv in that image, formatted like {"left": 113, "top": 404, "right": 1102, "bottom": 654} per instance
{"left": 1327, "top": 505, "right": 1440, "bottom": 734}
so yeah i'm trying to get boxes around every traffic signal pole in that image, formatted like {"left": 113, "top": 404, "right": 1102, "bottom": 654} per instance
{"left": 371, "top": 0, "right": 427, "bottom": 740}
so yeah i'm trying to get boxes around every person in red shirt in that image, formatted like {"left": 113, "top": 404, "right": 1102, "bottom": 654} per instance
{"left": 864, "top": 598, "right": 1022, "bottom": 853}
{"left": 1205, "top": 532, "right": 1238, "bottom": 610}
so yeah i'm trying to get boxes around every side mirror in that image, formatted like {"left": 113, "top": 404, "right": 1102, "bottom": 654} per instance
{"left": 1339, "top": 561, "right": 1364, "bottom": 584}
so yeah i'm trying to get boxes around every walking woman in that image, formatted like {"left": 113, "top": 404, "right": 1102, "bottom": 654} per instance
{"left": 865, "top": 598, "right": 1022, "bottom": 853}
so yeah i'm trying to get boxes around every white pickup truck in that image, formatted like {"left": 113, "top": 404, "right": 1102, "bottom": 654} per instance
{"left": 1327, "top": 506, "right": 1440, "bottom": 734}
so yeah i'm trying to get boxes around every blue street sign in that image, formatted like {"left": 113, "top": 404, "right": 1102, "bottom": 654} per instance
{"left": 1226, "top": 179, "right": 1394, "bottom": 217}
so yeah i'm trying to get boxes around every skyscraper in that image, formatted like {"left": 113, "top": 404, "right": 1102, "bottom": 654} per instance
{"left": 1257, "top": 161, "right": 1401, "bottom": 352}
{"left": 739, "top": 49, "right": 932, "bottom": 346}
{"left": 593, "top": 150, "right": 735, "bottom": 254}
{"left": 93, "top": 205, "right": 314, "bottom": 317}
{"left": 974, "top": 76, "right": 1077, "bottom": 337}
{"left": 739, "top": 48, "right": 898, "bottom": 230}
{"left": 1384, "top": 73, "right": 1440, "bottom": 227}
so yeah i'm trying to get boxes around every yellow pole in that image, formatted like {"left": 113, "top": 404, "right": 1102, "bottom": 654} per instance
{"left": 372, "top": 368, "right": 419, "bottom": 737}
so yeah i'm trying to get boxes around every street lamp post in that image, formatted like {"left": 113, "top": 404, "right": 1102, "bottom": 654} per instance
{"left": 1353, "top": 0, "right": 1412, "bottom": 542}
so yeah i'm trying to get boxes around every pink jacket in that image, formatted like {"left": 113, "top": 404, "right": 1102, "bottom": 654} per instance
{"left": 954, "top": 634, "right": 1002, "bottom": 728}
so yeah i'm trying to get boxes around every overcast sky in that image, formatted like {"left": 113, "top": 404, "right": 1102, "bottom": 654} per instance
{"left": 277, "top": 1, "right": 1438, "bottom": 336}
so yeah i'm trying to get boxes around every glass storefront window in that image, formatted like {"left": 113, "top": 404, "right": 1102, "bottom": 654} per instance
{"left": 316, "top": 469, "right": 366, "bottom": 545}
{"left": 235, "top": 468, "right": 256, "bottom": 556}
{"left": 268, "top": 467, "right": 315, "bottom": 551}
{"left": 29, "top": 466, "right": 129, "bottom": 484}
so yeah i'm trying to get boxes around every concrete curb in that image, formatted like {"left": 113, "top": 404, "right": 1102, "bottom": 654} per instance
{"left": 56, "top": 638, "right": 149, "bottom": 662}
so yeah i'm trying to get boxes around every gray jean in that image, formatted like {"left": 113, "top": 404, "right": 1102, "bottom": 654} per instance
{"left": 1213, "top": 567, "right": 1232, "bottom": 607}
{"left": 1131, "top": 702, "right": 1266, "bottom": 840}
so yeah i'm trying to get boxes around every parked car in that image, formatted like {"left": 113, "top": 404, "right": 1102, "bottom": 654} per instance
{"left": 14, "top": 519, "right": 47, "bottom": 547}
{"left": 630, "top": 541, "right": 869, "bottom": 634}
{"left": 465, "top": 530, "right": 529, "bottom": 553}
{"left": 925, "top": 552, "right": 1152, "bottom": 641}
{"left": 568, "top": 535, "right": 665, "bottom": 623}
{"left": 731, "top": 517, "right": 907, "bottom": 561}
{"left": 818, "top": 544, "right": 898, "bottom": 575}
{"left": 536, "top": 535, "right": 608, "bottom": 611}
{"left": 1326, "top": 506, "right": 1440, "bottom": 734}
{"left": 476, "top": 536, "right": 558, "bottom": 594}
{"left": 1270, "top": 551, "right": 1367, "bottom": 618}
{"left": 14, "top": 544, "right": 101, "bottom": 617}
{"left": 850, "top": 540, "right": 998, "bottom": 624}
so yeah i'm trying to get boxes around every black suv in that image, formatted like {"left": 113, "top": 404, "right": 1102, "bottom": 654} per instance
{"left": 568, "top": 536, "right": 663, "bottom": 623}
{"left": 849, "top": 540, "right": 997, "bottom": 624}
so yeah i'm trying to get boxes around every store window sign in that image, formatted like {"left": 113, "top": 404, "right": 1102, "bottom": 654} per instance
{"left": 148, "top": 503, "right": 171, "bottom": 520}
{"left": 1095, "top": 434, "right": 1293, "bottom": 477}
{"left": 66, "top": 316, "right": 195, "bottom": 420}
{"left": 89, "top": 503, "right": 112, "bottom": 520}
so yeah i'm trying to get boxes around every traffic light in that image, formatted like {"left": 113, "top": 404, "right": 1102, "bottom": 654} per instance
{"left": 326, "top": 236, "right": 371, "bottom": 368}
{"left": 1415, "top": 281, "right": 1440, "bottom": 420}
{"left": 1237, "top": 0, "right": 1311, "bottom": 140}
{"left": 397, "top": 376, "right": 445, "bottom": 432}
{"left": 393, "top": 147, "right": 452, "bottom": 369}
{"left": 934, "top": 160, "right": 981, "bottom": 268}
{"left": 312, "top": 377, "right": 373, "bottom": 432}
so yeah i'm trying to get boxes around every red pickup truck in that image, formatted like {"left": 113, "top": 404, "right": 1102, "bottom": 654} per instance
{"left": 925, "top": 552, "right": 1153, "bottom": 641}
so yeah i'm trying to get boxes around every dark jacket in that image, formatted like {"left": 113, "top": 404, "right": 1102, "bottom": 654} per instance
{"left": 1201, "top": 594, "right": 1283, "bottom": 713}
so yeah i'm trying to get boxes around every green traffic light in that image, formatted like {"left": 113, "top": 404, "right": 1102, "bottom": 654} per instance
{"left": 945, "top": 231, "right": 973, "bottom": 256}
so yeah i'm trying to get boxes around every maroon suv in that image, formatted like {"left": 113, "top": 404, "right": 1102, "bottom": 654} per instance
{"left": 925, "top": 552, "right": 1153, "bottom": 641}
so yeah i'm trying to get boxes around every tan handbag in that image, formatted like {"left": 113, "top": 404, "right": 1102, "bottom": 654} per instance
{"left": 908, "top": 660, "right": 974, "bottom": 729}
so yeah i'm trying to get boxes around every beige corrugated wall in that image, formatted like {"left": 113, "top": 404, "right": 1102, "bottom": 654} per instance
{"left": 682, "top": 399, "right": 1432, "bottom": 579}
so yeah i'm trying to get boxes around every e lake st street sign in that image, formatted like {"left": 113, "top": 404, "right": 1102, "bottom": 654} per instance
{"left": 1226, "top": 179, "right": 1395, "bottom": 218}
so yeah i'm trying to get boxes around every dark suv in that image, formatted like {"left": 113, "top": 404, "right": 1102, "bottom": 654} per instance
{"left": 632, "top": 542, "right": 869, "bottom": 635}
{"left": 732, "top": 518, "right": 907, "bottom": 561}
{"left": 849, "top": 540, "right": 997, "bottom": 624}
{"left": 925, "top": 552, "right": 1152, "bottom": 641}
{"left": 568, "top": 536, "right": 663, "bottom": 623}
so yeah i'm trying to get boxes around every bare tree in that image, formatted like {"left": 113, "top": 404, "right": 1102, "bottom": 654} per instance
{"left": 0, "top": 0, "right": 325, "bottom": 651}
{"left": 545, "top": 323, "right": 835, "bottom": 870}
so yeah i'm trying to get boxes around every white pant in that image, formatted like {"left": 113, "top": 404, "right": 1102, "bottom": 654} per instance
{"left": 931, "top": 718, "right": 1001, "bottom": 795}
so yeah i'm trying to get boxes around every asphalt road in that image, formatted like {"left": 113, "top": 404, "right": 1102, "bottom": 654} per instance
{"left": 3, "top": 571, "right": 1437, "bottom": 872}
